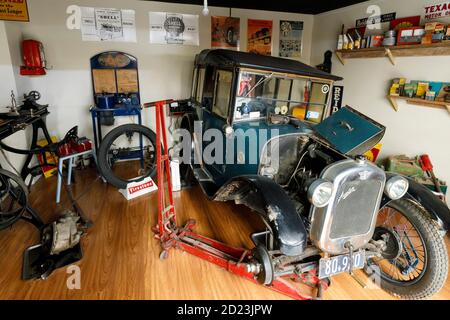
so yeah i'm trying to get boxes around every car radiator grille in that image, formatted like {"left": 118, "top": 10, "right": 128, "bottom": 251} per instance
{"left": 330, "top": 180, "right": 383, "bottom": 239}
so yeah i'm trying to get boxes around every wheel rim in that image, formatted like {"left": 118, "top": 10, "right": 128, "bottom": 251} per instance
{"left": 368, "top": 205, "right": 427, "bottom": 286}
{"left": 106, "top": 130, "right": 156, "bottom": 183}
{"left": 0, "top": 172, "right": 28, "bottom": 229}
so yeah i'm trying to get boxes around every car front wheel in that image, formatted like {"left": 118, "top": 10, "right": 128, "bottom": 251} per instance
{"left": 366, "top": 199, "right": 448, "bottom": 299}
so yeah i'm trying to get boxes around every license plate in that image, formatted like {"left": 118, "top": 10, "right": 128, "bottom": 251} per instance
{"left": 318, "top": 251, "right": 365, "bottom": 279}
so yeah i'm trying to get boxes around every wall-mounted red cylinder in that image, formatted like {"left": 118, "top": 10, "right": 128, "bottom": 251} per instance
{"left": 20, "top": 40, "right": 46, "bottom": 76}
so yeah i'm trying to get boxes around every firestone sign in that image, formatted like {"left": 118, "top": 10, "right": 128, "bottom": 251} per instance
{"left": 424, "top": 2, "right": 450, "bottom": 20}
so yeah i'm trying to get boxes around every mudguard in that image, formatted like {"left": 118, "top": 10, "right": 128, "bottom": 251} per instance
{"left": 382, "top": 173, "right": 450, "bottom": 230}
{"left": 213, "top": 175, "right": 307, "bottom": 256}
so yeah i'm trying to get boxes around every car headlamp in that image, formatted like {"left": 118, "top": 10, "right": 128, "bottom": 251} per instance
{"left": 307, "top": 179, "right": 334, "bottom": 208}
{"left": 385, "top": 176, "right": 409, "bottom": 200}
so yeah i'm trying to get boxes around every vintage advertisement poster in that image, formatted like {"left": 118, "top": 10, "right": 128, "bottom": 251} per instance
{"left": 279, "top": 20, "right": 303, "bottom": 58}
{"left": 424, "top": 2, "right": 450, "bottom": 20}
{"left": 247, "top": 19, "right": 272, "bottom": 56}
{"left": 80, "top": 7, "right": 136, "bottom": 42}
{"left": 0, "top": 0, "right": 29, "bottom": 22}
{"left": 211, "top": 16, "right": 240, "bottom": 49}
{"left": 149, "top": 12, "right": 199, "bottom": 45}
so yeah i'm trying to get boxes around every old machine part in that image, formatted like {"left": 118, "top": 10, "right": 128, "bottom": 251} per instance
{"left": 23, "top": 211, "right": 84, "bottom": 280}
{"left": 0, "top": 91, "right": 54, "bottom": 182}
{"left": 90, "top": 51, "right": 143, "bottom": 149}
{"left": 148, "top": 100, "right": 328, "bottom": 300}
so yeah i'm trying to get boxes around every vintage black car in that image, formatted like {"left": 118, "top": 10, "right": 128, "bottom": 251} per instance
{"left": 176, "top": 49, "right": 449, "bottom": 299}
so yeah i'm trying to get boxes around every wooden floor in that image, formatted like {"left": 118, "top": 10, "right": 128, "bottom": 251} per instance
{"left": 1, "top": 168, "right": 449, "bottom": 300}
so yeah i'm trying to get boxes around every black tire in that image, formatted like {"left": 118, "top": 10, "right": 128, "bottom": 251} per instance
{"left": 0, "top": 169, "right": 28, "bottom": 230}
{"left": 368, "top": 199, "right": 448, "bottom": 299}
{"left": 97, "top": 124, "right": 159, "bottom": 189}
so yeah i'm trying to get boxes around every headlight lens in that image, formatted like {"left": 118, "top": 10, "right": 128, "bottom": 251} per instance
{"left": 385, "top": 176, "right": 409, "bottom": 200}
{"left": 308, "top": 179, "right": 334, "bottom": 208}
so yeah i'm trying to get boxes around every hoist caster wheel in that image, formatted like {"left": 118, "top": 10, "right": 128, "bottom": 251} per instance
{"left": 159, "top": 250, "right": 169, "bottom": 260}
{"left": 253, "top": 245, "right": 274, "bottom": 285}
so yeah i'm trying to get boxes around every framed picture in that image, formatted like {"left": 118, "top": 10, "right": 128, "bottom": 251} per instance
{"left": 247, "top": 19, "right": 272, "bottom": 56}
{"left": 211, "top": 16, "right": 240, "bottom": 49}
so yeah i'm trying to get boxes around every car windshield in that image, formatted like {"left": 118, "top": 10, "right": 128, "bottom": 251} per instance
{"left": 234, "top": 71, "right": 331, "bottom": 124}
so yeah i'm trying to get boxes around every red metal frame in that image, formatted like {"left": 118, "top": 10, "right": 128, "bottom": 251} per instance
{"left": 144, "top": 100, "right": 325, "bottom": 300}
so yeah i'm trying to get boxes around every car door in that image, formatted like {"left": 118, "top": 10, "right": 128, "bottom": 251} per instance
{"left": 202, "top": 69, "right": 234, "bottom": 180}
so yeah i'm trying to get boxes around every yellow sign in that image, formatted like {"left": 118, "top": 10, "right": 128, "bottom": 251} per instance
{"left": 0, "top": 0, "right": 29, "bottom": 22}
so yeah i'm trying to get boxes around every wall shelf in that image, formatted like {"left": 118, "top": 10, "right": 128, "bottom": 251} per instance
{"left": 387, "top": 95, "right": 450, "bottom": 114}
{"left": 336, "top": 42, "right": 450, "bottom": 66}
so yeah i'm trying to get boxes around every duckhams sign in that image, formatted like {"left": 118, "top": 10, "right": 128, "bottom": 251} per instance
{"left": 0, "top": 0, "right": 29, "bottom": 22}
{"left": 424, "top": 2, "right": 450, "bottom": 20}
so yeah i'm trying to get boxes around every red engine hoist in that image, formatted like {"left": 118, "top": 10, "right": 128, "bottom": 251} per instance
{"left": 144, "top": 100, "right": 327, "bottom": 300}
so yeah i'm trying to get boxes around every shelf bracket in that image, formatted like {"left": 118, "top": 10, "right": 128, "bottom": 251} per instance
{"left": 445, "top": 105, "right": 450, "bottom": 114}
{"left": 385, "top": 48, "right": 395, "bottom": 65}
{"left": 387, "top": 95, "right": 399, "bottom": 112}
{"left": 335, "top": 51, "right": 345, "bottom": 65}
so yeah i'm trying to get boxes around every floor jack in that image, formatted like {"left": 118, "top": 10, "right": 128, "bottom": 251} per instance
{"left": 146, "top": 100, "right": 328, "bottom": 300}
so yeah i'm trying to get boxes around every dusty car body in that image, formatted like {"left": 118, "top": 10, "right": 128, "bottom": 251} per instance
{"left": 178, "top": 49, "right": 450, "bottom": 299}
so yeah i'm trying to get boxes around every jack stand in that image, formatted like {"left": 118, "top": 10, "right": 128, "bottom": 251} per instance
{"left": 145, "top": 100, "right": 326, "bottom": 300}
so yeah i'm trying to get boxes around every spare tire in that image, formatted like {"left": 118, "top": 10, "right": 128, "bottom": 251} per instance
{"left": 97, "top": 124, "right": 160, "bottom": 189}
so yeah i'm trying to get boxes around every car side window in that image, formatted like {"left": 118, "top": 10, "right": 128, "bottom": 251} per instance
{"left": 191, "top": 68, "right": 198, "bottom": 100}
{"left": 202, "top": 66, "right": 215, "bottom": 111}
{"left": 196, "top": 68, "right": 205, "bottom": 103}
{"left": 212, "top": 70, "right": 233, "bottom": 119}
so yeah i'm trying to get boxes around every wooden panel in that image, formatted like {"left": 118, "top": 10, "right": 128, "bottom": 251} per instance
{"left": 0, "top": 169, "right": 448, "bottom": 300}
{"left": 92, "top": 69, "right": 117, "bottom": 94}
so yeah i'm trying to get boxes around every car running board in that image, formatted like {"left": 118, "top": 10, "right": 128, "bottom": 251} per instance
{"left": 193, "top": 167, "right": 214, "bottom": 182}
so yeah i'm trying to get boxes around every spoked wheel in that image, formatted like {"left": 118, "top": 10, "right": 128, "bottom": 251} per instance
{"left": 366, "top": 199, "right": 448, "bottom": 299}
{"left": 0, "top": 169, "right": 28, "bottom": 230}
{"left": 98, "top": 124, "right": 159, "bottom": 189}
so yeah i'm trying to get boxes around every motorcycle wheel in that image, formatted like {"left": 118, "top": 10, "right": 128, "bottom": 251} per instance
{"left": 97, "top": 124, "right": 158, "bottom": 189}
{"left": 366, "top": 198, "right": 448, "bottom": 299}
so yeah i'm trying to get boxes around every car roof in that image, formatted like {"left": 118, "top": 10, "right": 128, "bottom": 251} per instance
{"left": 195, "top": 49, "right": 343, "bottom": 82}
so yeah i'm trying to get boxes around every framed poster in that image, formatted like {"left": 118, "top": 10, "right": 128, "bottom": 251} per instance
{"left": 279, "top": 20, "right": 303, "bottom": 58}
{"left": 149, "top": 12, "right": 199, "bottom": 46}
{"left": 247, "top": 19, "right": 272, "bottom": 56}
{"left": 211, "top": 16, "right": 240, "bottom": 49}
{"left": 80, "top": 7, "right": 136, "bottom": 42}
{"left": 0, "top": 0, "right": 29, "bottom": 22}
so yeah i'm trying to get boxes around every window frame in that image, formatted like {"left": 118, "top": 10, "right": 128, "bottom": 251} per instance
{"left": 232, "top": 68, "right": 334, "bottom": 124}
{"left": 211, "top": 68, "right": 234, "bottom": 120}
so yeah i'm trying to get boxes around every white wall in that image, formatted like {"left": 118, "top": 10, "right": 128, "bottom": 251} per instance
{"left": 312, "top": 0, "right": 450, "bottom": 205}
{"left": 1, "top": 0, "right": 314, "bottom": 142}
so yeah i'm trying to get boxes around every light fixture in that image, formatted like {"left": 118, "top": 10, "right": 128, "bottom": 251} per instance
{"left": 202, "top": 0, "right": 209, "bottom": 16}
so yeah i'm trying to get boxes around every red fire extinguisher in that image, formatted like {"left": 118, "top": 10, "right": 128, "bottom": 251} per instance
{"left": 20, "top": 40, "right": 47, "bottom": 76}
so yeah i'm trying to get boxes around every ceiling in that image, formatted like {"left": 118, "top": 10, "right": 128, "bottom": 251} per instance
{"left": 143, "top": 0, "right": 370, "bottom": 15}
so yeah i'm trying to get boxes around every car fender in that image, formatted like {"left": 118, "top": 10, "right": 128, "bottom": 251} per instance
{"left": 213, "top": 175, "right": 307, "bottom": 256}
{"left": 382, "top": 173, "right": 450, "bottom": 230}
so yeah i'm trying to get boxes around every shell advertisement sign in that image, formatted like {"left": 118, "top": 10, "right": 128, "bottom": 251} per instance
{"left": 0, "top": 0, "right": 29, "bottom": 22}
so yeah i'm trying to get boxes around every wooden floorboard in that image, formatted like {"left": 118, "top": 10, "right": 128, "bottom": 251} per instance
{"left": 0, "top": 168, "right": 449, "bottom": 300}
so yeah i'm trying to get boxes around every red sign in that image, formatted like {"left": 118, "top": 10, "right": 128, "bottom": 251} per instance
{"left": 128, "top": 181, "right": 154, "bottom": 194}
